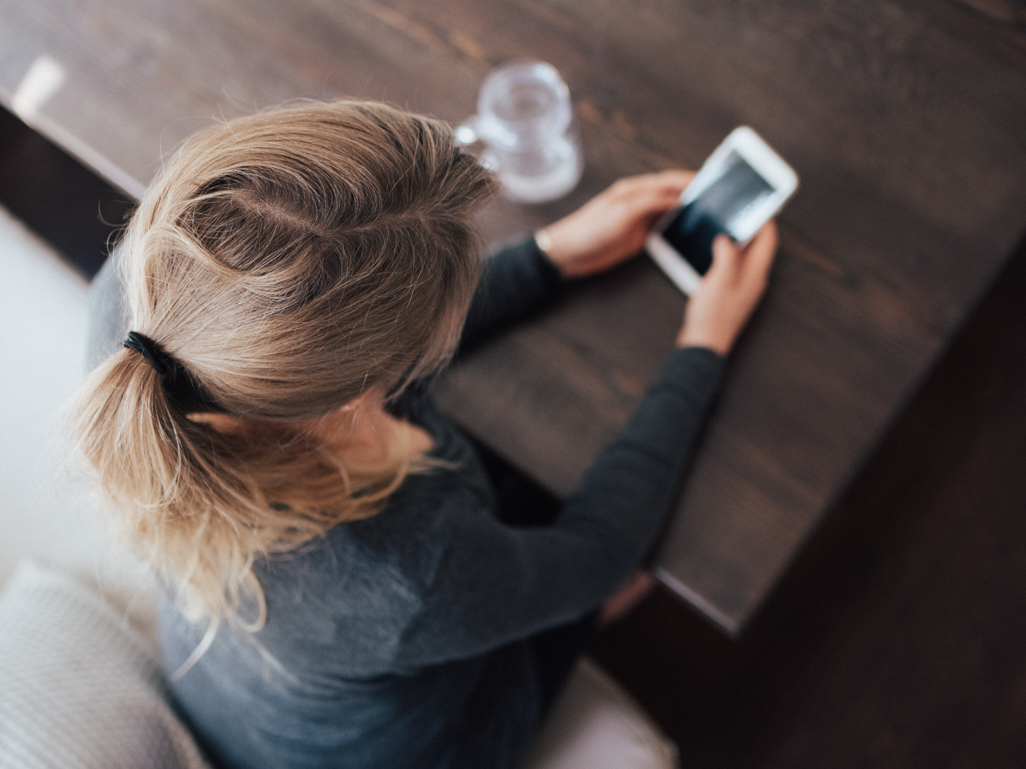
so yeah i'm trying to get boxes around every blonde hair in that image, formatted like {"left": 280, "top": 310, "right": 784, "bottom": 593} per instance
{"left": 72, "top": 101, "right": 496, "bottom": 623}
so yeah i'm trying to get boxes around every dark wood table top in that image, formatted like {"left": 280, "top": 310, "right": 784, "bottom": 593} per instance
{"left": 3, "top": 0, "right": 1025, "bottom": 633}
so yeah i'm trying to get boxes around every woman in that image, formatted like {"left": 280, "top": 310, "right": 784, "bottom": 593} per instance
{"left": 75, "top": 100, "right": 776, "bottom": 769}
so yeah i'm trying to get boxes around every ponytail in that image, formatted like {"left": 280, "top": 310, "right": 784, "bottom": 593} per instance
{"left": 71, "top": 100, "right": 494, "bottom": 622}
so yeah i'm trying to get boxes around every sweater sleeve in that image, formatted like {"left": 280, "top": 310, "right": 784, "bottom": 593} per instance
{"left": 394, "top": 346, "right": 724, "bottom": 666}
{"left": 458, "top": 237, "right": 565, "bottom": 351}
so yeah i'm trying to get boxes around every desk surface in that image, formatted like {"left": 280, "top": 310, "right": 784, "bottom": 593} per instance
{"left": 3, "top": 0, "right": 1025, "bottom": 633}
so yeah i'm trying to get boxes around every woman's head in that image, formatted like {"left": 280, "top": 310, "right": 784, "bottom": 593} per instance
{"left": 125, "top": 100, "right": 493, "bottom": 417}
{"left": 73, "top": 101, "right": 495, "bottom": 620}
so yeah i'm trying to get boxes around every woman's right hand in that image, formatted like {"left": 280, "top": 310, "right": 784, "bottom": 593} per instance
{"left": 676, "top": 221, "right": 779, "bottom": 355}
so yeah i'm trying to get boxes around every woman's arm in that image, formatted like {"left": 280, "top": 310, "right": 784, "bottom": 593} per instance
{"left": 457, "top": 238, "right": 566, "bottom": 351}
{"left": 397, "top": 223, "right": 779, "bottom": 666}
{"left": 458, "top": 171, "right": 695, "bottom": 351}
{"left": 395, "top": 345, "right": 722, "bottom": 666}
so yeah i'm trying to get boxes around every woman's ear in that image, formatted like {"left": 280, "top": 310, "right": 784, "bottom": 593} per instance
{"left": 187, "top": 412, "right": 293, "bottom": 442}
{"left": 189, "top": 386, "right": 388, "bottom": 441}
{"left": 187, "top": 411, "right": 248, "bottom": 435}
{"left": 339, "top": 385, "right": 386, "bottom": 412}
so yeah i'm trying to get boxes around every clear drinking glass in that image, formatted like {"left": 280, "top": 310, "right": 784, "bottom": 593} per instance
{"left": 456, "top": 61, "right": 584, "bottom": 204}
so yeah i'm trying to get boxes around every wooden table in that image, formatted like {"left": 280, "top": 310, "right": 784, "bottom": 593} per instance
{"left": 3, "top": 0, "right": 1025, "bottom": 634}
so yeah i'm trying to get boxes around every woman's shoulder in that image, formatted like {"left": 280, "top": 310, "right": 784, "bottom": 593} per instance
{"left": 236, "top": 472, "right": 499, "bottom": 671}
{"left": 255, "top": 439, "right": 495, "bottom": 597}
{"left": 347, "top": 457, "right": 496, "bottom": 579}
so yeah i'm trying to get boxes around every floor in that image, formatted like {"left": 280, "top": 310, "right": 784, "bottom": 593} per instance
{"left": 4, "top": 103, "right": 1026, "bottom": 767}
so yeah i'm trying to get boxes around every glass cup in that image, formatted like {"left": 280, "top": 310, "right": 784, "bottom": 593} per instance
{"left": 456, "top": 61, "right": 584, "bottom": 204}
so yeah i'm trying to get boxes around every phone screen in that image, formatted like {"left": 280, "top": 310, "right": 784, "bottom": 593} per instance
{"left": 662, "top": 151, "right": 775, "bottom": 275}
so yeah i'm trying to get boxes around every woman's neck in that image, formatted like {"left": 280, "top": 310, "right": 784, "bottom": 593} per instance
{"left": 190, "top": 390, "right": 434, "bottom": 466}
{"left": 311, "top": 399, "right": 434, "bottom": 466}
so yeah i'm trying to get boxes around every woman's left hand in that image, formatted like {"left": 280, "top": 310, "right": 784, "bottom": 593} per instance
{"left": 540, "top": 170, "right": 695, "bottom": 279}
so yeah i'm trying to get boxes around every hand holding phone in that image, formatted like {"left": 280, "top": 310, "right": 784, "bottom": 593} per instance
{"left": 538, "top": 170, "right": 694, "bottom": 278}
{"left": 676, "top": 223, "right": 778, "bottom": 355}
{"left": 646, "top": 127, "right": 797, "bottom": 295}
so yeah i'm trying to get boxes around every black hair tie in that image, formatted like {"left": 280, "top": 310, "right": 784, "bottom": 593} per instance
{"left": 122, "top": 331, "right": 226, "bottom": 414}
{"left": 124, "top": 331, "right": 172, "bottom": 376}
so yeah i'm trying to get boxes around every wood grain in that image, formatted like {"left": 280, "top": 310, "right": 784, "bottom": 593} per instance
{"left": 1, "top": 0, "right": 1024, "bottom": 631}
{"left": 590, "top": 235, "right": 1026, "bottom": 768}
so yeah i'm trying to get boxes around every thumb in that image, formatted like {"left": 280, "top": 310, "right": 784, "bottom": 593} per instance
{"left": 708, "top": 233, "right": 740, "bottom": 279}
{"left": 742, "top": 222, "right": 779, "bottom": 283}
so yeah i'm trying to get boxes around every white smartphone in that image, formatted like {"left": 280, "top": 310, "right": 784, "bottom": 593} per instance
{"left": 646, "top": 126, "right": 798, "bottom": 295}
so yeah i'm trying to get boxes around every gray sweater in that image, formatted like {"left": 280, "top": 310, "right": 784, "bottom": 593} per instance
{"left": 91, "top": 240, "right": 723, "bottom": 769}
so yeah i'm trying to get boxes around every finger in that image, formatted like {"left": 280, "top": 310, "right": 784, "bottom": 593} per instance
{"left": 624, "top": 171, "right": 697, "bottom": 218}
{"left": 709, "top": 233, "right": 741, "bottom": 276}
{"left": 647, "top": 169, "right": 697, "bottom": 191}
{"left": 741, "top": 221, "right": 779, "bottom": 280}
{"left": 609, "top": 169, "right": 695, "bottom": 198}
{"left": 598, "top": 571, "right": 657, "bottom": 627}
{"left": 614, "top": 185, "right": 687, "bottom": 225}
{"left": 637, "top": 185, "right": 689, "bottom": 214}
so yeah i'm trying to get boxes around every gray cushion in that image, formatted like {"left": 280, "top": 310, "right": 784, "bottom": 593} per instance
{"left": 0, "top": 561, "right": 211, "bottom": 769}
{"left": 0, "top": 560, "right": 677, "bottom": 769}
